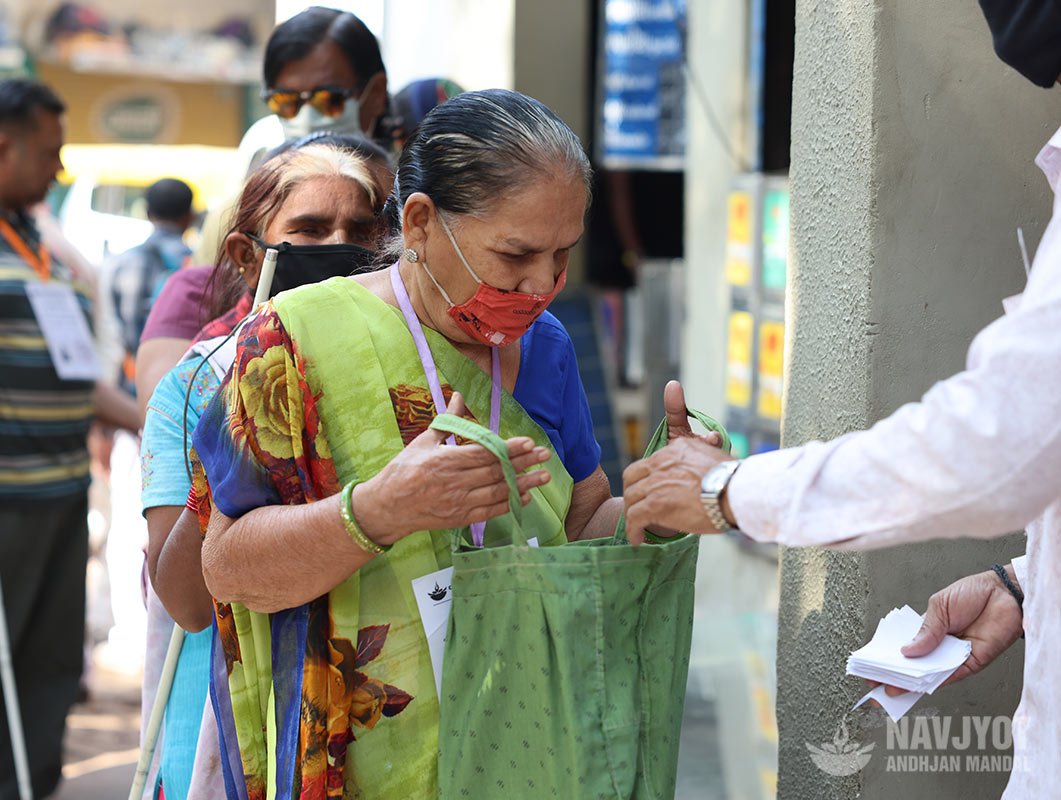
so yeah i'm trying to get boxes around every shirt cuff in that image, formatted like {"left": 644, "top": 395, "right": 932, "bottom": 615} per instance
{"left": 1010, "top": 554, "right": 1028, "bottom": 594}
{"left": 726, "top": 447, "right": 805, "bottom": 543}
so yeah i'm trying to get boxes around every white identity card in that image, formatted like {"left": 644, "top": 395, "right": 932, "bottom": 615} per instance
{"left": 412, "top": 537, "right": 538, "bottom": 698}
{"left": 26, "top": 282, "right": 101, "bottom": 381}
{"left": 412, "top": 565, "right": 455, "bottom": 700}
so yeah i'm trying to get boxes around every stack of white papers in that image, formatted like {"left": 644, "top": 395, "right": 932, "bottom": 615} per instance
{"left": 847, "top": 605, "right": 971, "bottom": 721}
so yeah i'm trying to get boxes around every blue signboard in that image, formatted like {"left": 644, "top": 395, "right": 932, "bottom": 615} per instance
{"left": 600, "top": 0, "right": 686, "bottom": 169}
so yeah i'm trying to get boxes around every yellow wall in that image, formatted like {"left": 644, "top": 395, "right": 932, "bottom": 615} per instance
{"left": 38, "top": 62, "right": 246, "bottom": 147}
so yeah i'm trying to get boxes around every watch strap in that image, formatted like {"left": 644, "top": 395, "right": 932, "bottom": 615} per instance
{"left": 701, "top": 460, "right": 741, "bottom": 533}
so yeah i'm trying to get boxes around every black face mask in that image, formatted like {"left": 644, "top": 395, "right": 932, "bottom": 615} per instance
{"left": 979, "top": 0, "right": 1061, "bottom": 88}
{"left": 249, "top": 236, "right": 377, "bottom": 296}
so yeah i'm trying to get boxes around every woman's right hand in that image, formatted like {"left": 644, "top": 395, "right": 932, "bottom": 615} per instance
{"left": 351, "top": 392, "right": 553, "bottom": 546}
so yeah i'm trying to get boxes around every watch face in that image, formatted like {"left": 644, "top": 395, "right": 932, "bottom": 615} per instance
{"left": 700, "top": 460, "right": 740, "bottom": 532}
{"left": 701, "top": 467, "right": 722, "bottom": 496}
{"left": 700, "top": 471, "right": 715, "bottom": 495}
{"left": 702, "top": 461, "right": 737, "bottom": 497}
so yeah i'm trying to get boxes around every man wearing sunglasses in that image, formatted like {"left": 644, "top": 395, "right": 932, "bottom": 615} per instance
{"left": 262, "top": 6, "right": 390, "bottom": 143}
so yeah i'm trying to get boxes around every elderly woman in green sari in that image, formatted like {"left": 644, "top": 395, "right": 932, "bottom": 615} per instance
{"left": 190, "top": 89, "right": 709, "bottom": 800}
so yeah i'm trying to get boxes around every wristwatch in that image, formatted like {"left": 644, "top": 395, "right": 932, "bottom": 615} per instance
{"left": 700, "top": 460, "right": 741, "bottom": 533}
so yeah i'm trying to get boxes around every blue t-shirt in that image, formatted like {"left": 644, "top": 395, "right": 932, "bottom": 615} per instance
{"left": 139, "top": 354, "right": 221, "bottom": 800}
{"left": 513, "top": 310, "right": 601, "bottom": 483}
{"left": 141, "top": 356, "right": 221, "bottom": 511}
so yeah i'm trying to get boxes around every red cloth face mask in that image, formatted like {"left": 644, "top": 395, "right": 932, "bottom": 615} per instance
{"left": 422, "top": 215, "right": 566, "bottom": 347}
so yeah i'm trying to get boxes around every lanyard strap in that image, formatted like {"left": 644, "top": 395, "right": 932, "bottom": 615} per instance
{"left": 390, "top": 265, "right": 500, "bottom": 546}
{"left": 0, "top": 218, "right": 50, "bottom": 280}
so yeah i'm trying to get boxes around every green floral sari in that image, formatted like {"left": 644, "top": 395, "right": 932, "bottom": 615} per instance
{"left": 193, "top": 276, "right": 573, "bottom": 799}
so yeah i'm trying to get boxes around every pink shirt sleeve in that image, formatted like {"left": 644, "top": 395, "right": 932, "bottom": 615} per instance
{"left": 139, "top": 266, "right": 214, "bottom": 344}
{"left": 728, "top": 187, "right": 1061, "bottom": 550}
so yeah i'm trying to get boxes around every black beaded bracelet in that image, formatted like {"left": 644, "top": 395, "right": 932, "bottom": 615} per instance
{"left": 991, "top": 563, "right": 1024, "bottom": 611}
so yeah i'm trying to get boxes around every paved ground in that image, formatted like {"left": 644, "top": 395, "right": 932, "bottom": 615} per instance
{"left": 51, "top": 659, "right": 140, "bottom": 800}
{"left": 676, "top": 697, "right": 727, "bottom": 799}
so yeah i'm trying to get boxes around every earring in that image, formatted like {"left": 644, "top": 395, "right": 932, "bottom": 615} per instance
{"left": 403, "top": 248, "right": 419, "bottom": 263}
{"left": 238, "top": 266, "right": 246, "bottom": 275}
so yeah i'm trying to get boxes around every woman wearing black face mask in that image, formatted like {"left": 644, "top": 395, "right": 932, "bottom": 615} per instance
{"left": 216, "top": 143, "right": 385, "bottom": 305}
{"left": 135, "top": 143, "right": 387, "bottom": 800}
{"left": 136, "top": 132, "right": 393, "bottom": 423}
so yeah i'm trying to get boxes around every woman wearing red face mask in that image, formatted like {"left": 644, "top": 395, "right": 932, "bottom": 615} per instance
{"left": 188, "top": 89, "right": 717, "bottom": 799}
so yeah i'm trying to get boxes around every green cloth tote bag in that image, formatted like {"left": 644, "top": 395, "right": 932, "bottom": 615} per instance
{"left": 430, "top": 409, "right": 730, "bottom": 800}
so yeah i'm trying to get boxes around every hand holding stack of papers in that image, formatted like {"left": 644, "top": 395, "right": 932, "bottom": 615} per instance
{"left": 847, "top": 605, "right": 972, "bottom": 721}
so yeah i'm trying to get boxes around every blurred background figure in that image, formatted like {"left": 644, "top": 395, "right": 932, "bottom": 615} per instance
{"left": 193, "top": 5, "right": 391, "bottom": 265}
{"left": 230, "top": 5, "right": 390, "bottom": 186}
{"left": 107, "top": 178, "right": 195, "bottom": 395}
{"left": 0, "top": 76, "right": 138, "bottom": 800}
{"left": 388, "top": 76, "right": 463, "bottom": 150}
{"left": 92, "top": 177, "right": 195, "bottom": 682}
{"left": 263, "top": 5, "right": 388, "bottom": 141}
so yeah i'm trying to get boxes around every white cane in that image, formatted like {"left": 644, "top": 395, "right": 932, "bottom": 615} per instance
{"left": 129, "top": 246, "right": 275, "bottom": 800}
{"left": 253, "top": 247, "right": 279, "bottom": 307}
{"left": 0, "top": 575, "right": 33, "bottom": 800}
{"left": 128, "top": 624, "right": 184, "bottom": 800}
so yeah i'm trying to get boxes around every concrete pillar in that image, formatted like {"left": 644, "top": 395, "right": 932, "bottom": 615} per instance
{"left": 781, "top": 0, "right": 1055, "bottom": 797}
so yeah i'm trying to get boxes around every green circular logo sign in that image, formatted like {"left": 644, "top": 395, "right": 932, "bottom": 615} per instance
{"left": 101, "top": 96, "right": 165, "bottom": 143}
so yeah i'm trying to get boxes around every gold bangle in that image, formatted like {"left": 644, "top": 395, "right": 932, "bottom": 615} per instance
{"left": 339, "top": 479, "right": 389, "bottom": 556}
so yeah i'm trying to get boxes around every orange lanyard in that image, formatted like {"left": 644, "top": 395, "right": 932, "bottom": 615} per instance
{"left": 0, "top": 217, "right": 50, "bottom": 280}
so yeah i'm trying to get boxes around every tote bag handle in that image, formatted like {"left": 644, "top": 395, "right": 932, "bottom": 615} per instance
{"left": 429, "top": 412, "right": 530, "bottom": 548}
{"left": 431, "top": 406, "right": 730, "bottom": 548}
{"left": 612, "top": 407, "right": 731, "bottom": 545}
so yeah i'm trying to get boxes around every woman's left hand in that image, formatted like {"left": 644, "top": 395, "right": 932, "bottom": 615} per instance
{"left": 663, "top": 380, "right": 722, "bottom": 447}
{"left": 350, "top": 392, "right": 553, "bottom": 546}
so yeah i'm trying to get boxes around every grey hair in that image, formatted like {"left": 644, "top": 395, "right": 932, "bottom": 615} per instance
{"left": 380, "top": 89, "right": 592, "bottom": 259}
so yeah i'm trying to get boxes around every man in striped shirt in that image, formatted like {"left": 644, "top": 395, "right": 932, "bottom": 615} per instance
{"left": 0, "top": 78, "right": 138, "bottom": 800}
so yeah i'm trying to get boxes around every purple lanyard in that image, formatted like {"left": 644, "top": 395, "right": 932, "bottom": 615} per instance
{"left": 390, "top": 264, "right": 500, "bottom": 546}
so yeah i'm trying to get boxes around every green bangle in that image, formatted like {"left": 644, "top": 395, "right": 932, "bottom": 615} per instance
{"left": 643, "top": 527, "right": 684, "bottom": 544}
{"left": 340, "top": 479, "right": 390, "bottom": 556}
